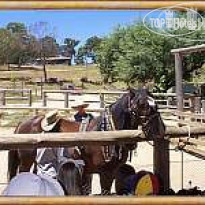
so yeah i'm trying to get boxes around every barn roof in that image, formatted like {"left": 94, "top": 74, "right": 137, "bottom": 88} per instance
{"left": 36, "top": 56, "right": 71, "bottom": 61}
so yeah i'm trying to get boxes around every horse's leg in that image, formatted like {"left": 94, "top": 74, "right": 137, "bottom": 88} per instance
{"left": 99, "top": 148, "right": 129, "bottom": 195}
{"left": 82, "top": 172, "right": 92, "bottom": 195}
{"left": 8, "top": 150, "right": 20, "bottom": 181}
{"left": 18, "top": 149, "right": 37, "bottom": 173}
{"left": 99, "top": 170, "right": 114, "bottom": 195}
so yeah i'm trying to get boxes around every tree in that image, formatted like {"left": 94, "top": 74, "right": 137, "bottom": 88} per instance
{"left": 29, "top": 22, "right": 58, "bottom": 82}
{"left": 76, "top": 36, "right": 102, "bottom": 65}
{"left": 6, "top": 22, "right": 26, "bottom": 34}
{"left": 96, "top": 20, "right": 205, "bottom": 91}
{"left": 96, "top": 28, "right": 125, "bottom": 83}
{"left": 41, "top": 36, "right": 58, "bottom": 57}
{"left": 63, "top": 38, "right": 80, "bottom": 60}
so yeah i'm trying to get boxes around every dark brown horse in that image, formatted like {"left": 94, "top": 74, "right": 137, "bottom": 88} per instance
{"left": 8, "top": 88, "right": 165, "bottom": 195}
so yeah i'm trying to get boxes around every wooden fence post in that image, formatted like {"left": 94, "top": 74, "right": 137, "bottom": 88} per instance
{"left": 29, "top": 90, "right": 32, "bottom": 107}
{"left": 194, "top": 96, "right": 201, "bottom": 113}
{"left": 21, "top": 81, "right": 25, "bottom": 97}
{"left": 153, "top": 139, "right": 170, "bottom": 193}
{"left": 43, "top": 92, "right": 47, "bottom": 107}
{"left": 2, "top": 90, "right": 6, "bottom": 106}
{"left": 64, "top": 92, "right": 69, "bottom": 108}
{"left": 40, "top": 78, "right": 43, "bottom": 99}
{"left": 175, "top": 53, "right": 183, "bottom": 112}
{"left": 100, "top": 93, "right": 105, "bottom": 108}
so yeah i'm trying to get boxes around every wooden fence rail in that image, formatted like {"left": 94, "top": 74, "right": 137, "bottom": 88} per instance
{"left": 0, "top": 89, "right": 32, "bottom": 106}
{"left": 0, "top": 126, "right": 205, "bottom": 150}
{"left": 42, "top": 90, "right": 179, "bottom": 109}
{"left": 0, "top": 106, "right": 105, "bottom": 113}
{"left": 0, "top": 121, "right": 204, "bottom": 195}
{"left": 0, "top": 197, "right": 204, "bottom": 205}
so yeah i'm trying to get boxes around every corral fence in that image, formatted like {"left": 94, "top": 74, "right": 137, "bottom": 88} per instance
{"left": 42, "top": 90, "right": 202, "bottom": 111}
{"left": 0, "top": 126, "right": 205, "bottom": 204}
{"left": 42, "top": 90, "right": 184, "bottom": 109}
{"left": 0, "top": 89, "right": 32, "bottom": 106}
{"left": 0, "top": 88, "right": 201, "bottom": 112}
{"left": 0, "top": 107, "right": 204, "bottom": 204}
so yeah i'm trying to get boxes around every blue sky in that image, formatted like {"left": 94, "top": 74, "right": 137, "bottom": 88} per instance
{"left": 0, "top": 10, "right": 150, "bottom": 46}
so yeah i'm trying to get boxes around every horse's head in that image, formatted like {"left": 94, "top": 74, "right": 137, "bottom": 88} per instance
{"left": 128, "top": 88, "right": 165, "bottom": 139}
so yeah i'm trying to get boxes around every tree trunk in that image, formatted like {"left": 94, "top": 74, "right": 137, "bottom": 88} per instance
{"left": 43, "top": 54, "right": 47, "bottom": 82}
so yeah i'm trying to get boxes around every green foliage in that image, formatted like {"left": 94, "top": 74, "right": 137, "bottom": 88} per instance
{"left": 76, "top": 36, "right": 102, "bottom": 65}
{"left": 6, "top": 22, "right": 26, "bottom": 34}
{"left": 64, "top": 38, "right": 80, "bottom": 57}
{"left": 96, "top": 19, "right": 205, "bottom": 91}
{"left": 41, "top": 36, "right": 58, "bottom": 57}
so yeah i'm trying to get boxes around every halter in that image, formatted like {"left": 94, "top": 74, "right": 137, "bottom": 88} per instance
{"left": 128, "top": 95, "right": 159, "bottom": 138}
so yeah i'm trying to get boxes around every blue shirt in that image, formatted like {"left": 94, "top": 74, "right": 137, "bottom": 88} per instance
{"left": 74, "top": 112, "right": 94, "bottom": 123}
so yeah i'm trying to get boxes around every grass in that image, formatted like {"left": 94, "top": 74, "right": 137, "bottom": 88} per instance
{"left": 0, "top": 64, "right": 127, "bottom": 91}
{"left": 1, "top": 110, "right": 33, "bottom": 127}
{"left": 0, "top": 64, "right": 103, "bottom": 89}
{"left": 0, "top": 64, "right": 100, "bottom": 81}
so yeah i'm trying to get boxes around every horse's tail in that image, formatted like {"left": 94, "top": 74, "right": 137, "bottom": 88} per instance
{"left": 8, "top": 150, "right": 20, "bottom": 181}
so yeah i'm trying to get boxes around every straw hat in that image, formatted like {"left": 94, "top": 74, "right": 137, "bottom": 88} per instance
{"left": 41, "top": 110, "right": 60, "bottom": 132}
{"left": 3, "top": 172, "right": 64, "bottom": 196}
{"left": 71, "top": 98, "right": 89, "bottom": 110}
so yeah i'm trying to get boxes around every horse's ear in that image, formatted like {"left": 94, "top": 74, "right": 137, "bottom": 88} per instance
{"left": 128, "top": 88, "right": 137, "bottom": 98}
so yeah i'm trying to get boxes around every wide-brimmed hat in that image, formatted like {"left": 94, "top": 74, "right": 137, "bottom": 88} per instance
{"left": 41, "top": 110, "right": 60, "bottom": 132}
{"left": 71, "top": 98, "right": 89, "bottom": 110}
{"left": 3, "top": 172, "right": 64, "bottom": 196}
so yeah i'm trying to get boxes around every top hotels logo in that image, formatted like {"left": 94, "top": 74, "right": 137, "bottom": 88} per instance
{"left": 143, "top": 5, "right": 205, "bottom": 40}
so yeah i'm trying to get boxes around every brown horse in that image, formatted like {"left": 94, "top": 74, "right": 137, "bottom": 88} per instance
{"left": 8, "top": 88, "right": 165, "bottom": 195}
{"left": 8, "top": 114, "right": 130, "bottom": 195}
{"left": 8, "top": 115, "right": 83, "bottom": 195}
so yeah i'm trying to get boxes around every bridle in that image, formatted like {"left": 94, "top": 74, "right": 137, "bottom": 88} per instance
{"left": 128, "top": 95, "right": 159, "bottom": 138}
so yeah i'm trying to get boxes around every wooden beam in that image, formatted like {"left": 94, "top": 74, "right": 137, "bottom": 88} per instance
{"left": 171, "top": 44, "right": 205, "bottom": 55}
{"left": 170, "top": 139, "right": 205, "bottom": 159}
{"left": 183, "top": 146, "right": 205, "bottom": 160}
{"left": 0, "top": 106, "right": 105, "bottom": 112}
{"left": 183, "top": 138, "right": 205, "bottom": 146}
{"left": 0, "top": 197, "right": 204, "bottom": 205}
{"left": 175, "top": 53, "right": 183, "bottom": 112}
{"left": 0, "top": 1, "right": 205, "bottom": 10}
{"left": 0, "top": 89, "right": 31, "bottom": 93}
{"left": 153, "top": 139, "right": 170, "bottom": 192}
{"left": 0, "top": 130, "right": 145, "bottom": 150}
{"left": 43, "top": 90, "right": 177, "bottom": 97}
{"left": 0, "top": 126, "right": 205, "bottom": 150}
{"left": 166, "top": 126, "right": 205, "bottom": 136}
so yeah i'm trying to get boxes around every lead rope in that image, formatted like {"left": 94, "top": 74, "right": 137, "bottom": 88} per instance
{"left": 127, "top": 95, "right": 135, "bottom": 162}
{"left": 30, "top": 130, "right": 46, "bottom": 175}
{"left": 75, "top": 116, "right": 90, "bottom": 158}
{"left": 177, "top": 125, "right": 191, "bottom": 190}
{"left": 78, "top": 116, "right": 92, "bottom": 195}
{"left": 101, "top": 110, "right": 110, "bottom": 160}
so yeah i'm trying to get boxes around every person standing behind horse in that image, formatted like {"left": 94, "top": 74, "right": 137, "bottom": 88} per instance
{"left": 71, "top": 98, "right": 94, "bottom": 195}
{"left": 72, "top": 98, "right": 94, "bottom": 123}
